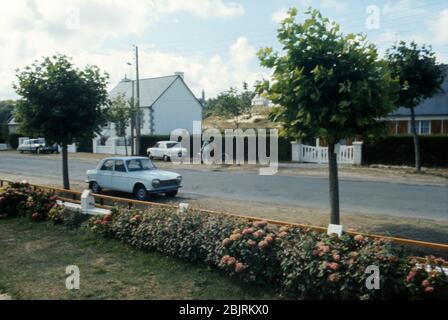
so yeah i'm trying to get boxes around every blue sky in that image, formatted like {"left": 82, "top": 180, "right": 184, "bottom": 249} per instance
{"left": 0, "top": 0, "right": 447, "bottom": 99}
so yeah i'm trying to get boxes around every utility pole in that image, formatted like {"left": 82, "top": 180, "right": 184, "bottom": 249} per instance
{"left": 131, "top": 80, "right": 135, "bottom": 156}
{"left": 135, "top": 45, "right": 141, "bottom": 156}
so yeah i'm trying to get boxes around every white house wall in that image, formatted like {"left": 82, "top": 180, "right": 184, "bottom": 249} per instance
{"left": 152, "top": 78, "right": 202, "bottom": 135}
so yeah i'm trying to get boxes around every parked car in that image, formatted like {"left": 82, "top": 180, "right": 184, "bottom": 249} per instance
{"left": 86, "top": 157, "right": 182, "bottom": 200}
{"left": 17, "top": 139, "right": 59, "bottom": 154}
{"left": 147, "top": 141, "right": 187, "bottom": 162}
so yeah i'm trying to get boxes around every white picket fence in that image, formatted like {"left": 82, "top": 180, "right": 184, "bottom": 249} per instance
{"left": 292, "top": 141, "right": 363, "bottom": 165}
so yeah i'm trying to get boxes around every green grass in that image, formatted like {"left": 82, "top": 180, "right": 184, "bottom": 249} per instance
{"left": 0, "top": 218, "right": 280, "bottom": 300}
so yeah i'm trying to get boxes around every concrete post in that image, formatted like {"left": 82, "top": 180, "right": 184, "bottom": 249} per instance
{"left": 353, "top": 141, "right": 363, "bottom": 165}
{"left": 291, "top": 141, "right": 302, "bottom": 162}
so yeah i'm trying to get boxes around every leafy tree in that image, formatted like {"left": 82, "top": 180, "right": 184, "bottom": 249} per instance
{"left": 14, "top": 55, "right": 109, "bottom": 189}
{"left": 386, "top": 41, "right": 445, "bottom": 172}
{"left": 204, "top": 85, "right": 256, "bottom": 125}
{"left": 107, "top": 94, "right": 139, "bottom": 156}
{"left": 257, "top": 9, "right": 398, "bottom": 224}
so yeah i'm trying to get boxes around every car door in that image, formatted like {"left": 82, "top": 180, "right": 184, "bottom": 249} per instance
{"left": 97, "top": 159, "right": 114, "bottom": 189}
{"left": 153, "top": 143, "right": 162, "bottom": 158}
{"left": 111, "top": 160, "right": 130, "bottom": 192}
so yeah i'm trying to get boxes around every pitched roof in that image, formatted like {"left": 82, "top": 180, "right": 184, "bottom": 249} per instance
{"left": 109, "top": 75, "right": 179, "bottom": 107}
{"left": 391, "top": 65, "right": 448, "bottom": 117}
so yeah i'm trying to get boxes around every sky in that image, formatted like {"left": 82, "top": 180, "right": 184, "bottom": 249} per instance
{"left": 0, "top": 0, "right": 447, "bottom": 100}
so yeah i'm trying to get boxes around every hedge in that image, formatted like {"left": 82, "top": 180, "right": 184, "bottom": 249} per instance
{"left": 140, "top": 134, "right": 292, "bottom": 162}
{"left": 1, "top": 182, "right": 448, "bottom": 300}
{"left": 363, "top": 136, "right": 448, "bottom": 167}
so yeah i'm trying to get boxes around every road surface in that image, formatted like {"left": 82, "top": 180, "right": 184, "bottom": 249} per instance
{"left": 0, "top": 153, "right": 447, "bottom": 221}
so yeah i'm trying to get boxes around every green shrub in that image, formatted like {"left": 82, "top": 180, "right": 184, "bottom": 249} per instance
{"left": 0, "top": 182, "right": 56, "bottom": 220}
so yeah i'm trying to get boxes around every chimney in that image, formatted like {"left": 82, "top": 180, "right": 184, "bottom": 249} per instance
{"left": 175, "top": 71, "right": 185, "bottom": 80}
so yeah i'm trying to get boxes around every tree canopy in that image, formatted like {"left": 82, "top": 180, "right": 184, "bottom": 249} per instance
{"left": 14, "top": 54, "right": 109, "bottom": 189}
{"left": 14, "top": 55, "right": 109, "bottom": 146}
{"left": 258, "top": 8, "right": 398, "bottom": 144}
{"left": 204, "top": 86, "right": 256, "bottom": 120}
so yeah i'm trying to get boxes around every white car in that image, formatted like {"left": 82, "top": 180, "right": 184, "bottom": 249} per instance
{"left": 17, "top": 138, "right": 45, "bottom": 153}
{"left": 147, "top": 141, "right": 187, "bottom": 162}
{"left": 86, "top": 157, "right": 182, "bottom": 200}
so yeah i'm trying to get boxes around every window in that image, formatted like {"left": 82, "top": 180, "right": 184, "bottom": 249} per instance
{"left": 126, "top": 159, "right": 155, "bottom": 172}
{"left": 166, "top": 143, "right": 180, "bottom": 149}
{"left": 410, "top": 120, "right": 431, "bottom": 135}
{"left": 101, "top": 160, "right": 114, "bottom": 171}
{"left": 114, "top": 160, "right": 127, "bottom": 173}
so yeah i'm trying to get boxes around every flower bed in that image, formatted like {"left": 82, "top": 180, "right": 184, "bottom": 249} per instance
{"left": 1, "top": 182, "right": 447, "bottom": 300}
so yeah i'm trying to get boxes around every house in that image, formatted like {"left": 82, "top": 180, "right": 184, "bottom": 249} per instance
{"left": 251, "top": 94, "right": 274, "bottom": 109}
{"left": 105, "top": 72, "right": 202, "bottom": 135}
{"left": 7, "top": 116, "right": 18, "bottom": 134}
{"left": 387, "top": 65, "right": 448, "bottom": 135}
{"left": 96, "top": 72, "right": 203, "bottom": 154}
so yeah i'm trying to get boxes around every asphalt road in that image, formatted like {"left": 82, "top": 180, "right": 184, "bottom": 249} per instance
{"left": 0, "top": 153, "right": 447, "bottom": 221}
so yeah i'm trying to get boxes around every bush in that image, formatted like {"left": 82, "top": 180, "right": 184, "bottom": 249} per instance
{"left": 0, "top": 182, "right": 57, "bottom": 220}
{"left": 363, "top": 136, "right": 448, "bottom": 167}
{"left": 85, "top": 206, "right": 448, "bottom": 300}
{"left": 2, "top": 183, "right": 447, "bottom": 300}
{"left": 7, "top": 133, "right": 19, "bottom": 149}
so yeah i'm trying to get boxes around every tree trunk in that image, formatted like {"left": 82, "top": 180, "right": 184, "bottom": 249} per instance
{"left": 62, "top": 144, "right": 70, "bottom": 190}
{"left": 410, "top": 106, "right": 421, "bottom": 172}
{"left": 328, "top": 143, "right": 340, "bottom": 225}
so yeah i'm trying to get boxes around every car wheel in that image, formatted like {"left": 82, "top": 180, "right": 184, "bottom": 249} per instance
{"left": 89, "top": 182, "right": 101, "bottom": 194}
{"left": 19, "top": 150, "right": 24, "bottom": 154}
{"left": 163, "top": 155, "right": 170, "bottom": 162}
{"left": 148, "top": 152, "right": 154, "bottom": 160}
{"left": 165, "top": 190, "right": 178, "bottom": 198}
{"left": 134, "top": 184, "right": 148, "bottom": 201}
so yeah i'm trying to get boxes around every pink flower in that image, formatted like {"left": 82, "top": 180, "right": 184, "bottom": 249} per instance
{"left": 226, "top": 257, "right": 236, "bottom": 267}
{"left": 326, "top": 262, "right": 340, "bottom": 271}
{"left": 235, "top": 263, "right": 247, "bottom": 273}
{"left": 253, "top": 220, "right": 268, "bottom": 228}
{"left": 242, "top": 228, "right": 254, "bottom": 235}
{"left": 332, "top": 254, "right": 341, "bottom": 262}
{"left": 258, "top": 240, "right": 269, "bottom": 250}
{"left": 230, "top": 233, "right": 242, "bottom": 241}
{"left": 421, "top": 280, "right": 430, "bottom": 288}
{"left": 253, "top": 230, "right": 265, "bottom": 239}
{"left": 424, "top": 286, "right": 434, "bottom": 294}
{"left": 222, "top": 238, "right": 233, "bottom": 247}
{"left": 354, "top": 235, "right": 364, "bottom": 242}
{"left": 328, "top": 273, "right": 340, "bottom": 282}
{"left": 406, "top": 271, "right": 416, "bottom": 282}
{"left": 247, "top": 239, "right": 257, "bottom": 247}
{"left": 277, "top": 231, "right": 288, "bottom": 238}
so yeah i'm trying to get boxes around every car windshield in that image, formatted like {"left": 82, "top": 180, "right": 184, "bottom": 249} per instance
{"left": 166, "top": 143, "right": 180, "bottom": 149}
{"left": 126, "top": 159, "right": 155, "bottom": 172}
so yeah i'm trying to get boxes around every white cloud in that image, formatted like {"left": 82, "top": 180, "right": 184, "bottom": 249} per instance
{"left": 271, "top": 7, "right": 289, "bottom": 23}
{"left": 383, "top": 0, "right": 425, "bottom": 17}
{"left": 428, "top": 9, "right": 448, "bottom": 45}
{"left": 0, "top": 0, "right": 252, "bottom": 99}
{"left": 155, "top": 0, "right": 245, "bottom": 19}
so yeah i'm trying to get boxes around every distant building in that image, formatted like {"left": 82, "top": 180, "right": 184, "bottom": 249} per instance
{"left": 104, "top": 72, "right": 203, "bottom": 137}
{"left": 7, "top": 116, "right": 18, "bottom": 134}
{"left": 387, "top": 65, "right": 448, "bottom": 135}
{"left": 251, "top": 94, "right": 274, "bottom": 109}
